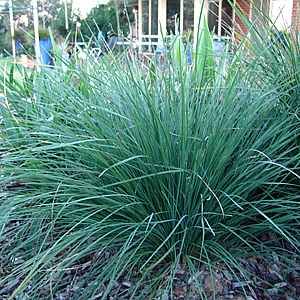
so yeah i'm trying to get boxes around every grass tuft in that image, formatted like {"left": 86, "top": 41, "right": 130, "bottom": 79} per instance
{"left": 0, "top": 18, "right": 300, "bottom": 299}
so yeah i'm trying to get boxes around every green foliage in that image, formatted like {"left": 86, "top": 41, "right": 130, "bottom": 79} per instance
{"left": 0, "top": 32, "right": 12, "bottom": 55}
{"left": 0, "top": 9, "right": 9, "bottom": 34}
{"left": 233, "top": 6, "right": 300, "bottom": 115}
{"left": 0, "top": 6, "right": 11, "bottom": 55}
{"left": 170, "top": 35, "right": 187, "bottom": 69}
{"left": 0, "top": 12, "right": 300, "bottom": 299}
{"left": 52, "top": 2, "right": 74, "bottom": 37}
{"left": 194, "top": 17, "right": 215, "bottom": 82}
{"left": 79, "top": 4, "right": 118, "bottom": 40}
{"left": 79, "top": 1, "right": 133, "bottom": 41}
{"left": 262, "top": 30, "right": 300, "bottom": 114}
{"left": 38, "top": 28, "right": 50, "bottom": 39}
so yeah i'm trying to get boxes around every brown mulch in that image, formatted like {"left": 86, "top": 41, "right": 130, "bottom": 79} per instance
{"left": 0, "top": 220, "right": 299, "bottom": 299}
{"left": 1, "top": 248, "right": 299, "bottom": 300}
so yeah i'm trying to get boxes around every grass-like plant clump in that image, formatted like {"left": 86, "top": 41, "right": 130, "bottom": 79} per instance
{"left": 0, "top": 17, "right": 299, "bottom": 299}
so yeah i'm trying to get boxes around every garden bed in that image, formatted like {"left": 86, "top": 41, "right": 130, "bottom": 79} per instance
{"left": 0, "top": 21, "right": 299, "bottom": 300}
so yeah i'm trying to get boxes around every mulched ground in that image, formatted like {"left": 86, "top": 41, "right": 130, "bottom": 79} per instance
{"left": 0, "top": 219, "right": 299, "bottom": 299}
{"left": 1, "top": 244, "right": 299, "bottom": 300}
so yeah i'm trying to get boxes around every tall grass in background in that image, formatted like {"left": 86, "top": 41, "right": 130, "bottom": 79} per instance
{"left": 0, "top": 13, "right": 300, "bottom": 299}
{"left": 236, "top": 7, "right": 300, "bottom": 115}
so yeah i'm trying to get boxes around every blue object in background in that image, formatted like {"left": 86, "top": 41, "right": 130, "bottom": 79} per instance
{"left": 186, "top": 43, "right": 193, "bottom": 65}
{"left": 39, "top": 37, "right": 53, "bottom": 65}
{"left": 16, "top": 40, "right": 24, "bottom": 54}
{"left": 213, "top": 39, "right": 225, "bottom": 57}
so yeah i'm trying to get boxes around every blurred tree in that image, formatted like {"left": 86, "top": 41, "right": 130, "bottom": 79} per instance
{"left": 0, "top": 1, "right": 9, "bottom": 34}
{"left": 0, "top": 2, "right": 11, "bottom": 55}
{"left": 79, "top": 0, "right": 134, "bottom": 41}
{"left": 52, "top": 1, "right": 75, "bottom": 37}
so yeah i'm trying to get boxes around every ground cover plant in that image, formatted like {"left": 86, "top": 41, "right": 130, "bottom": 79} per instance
{"left": 0, "top": 17, "right": 300, "bottom": 299}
